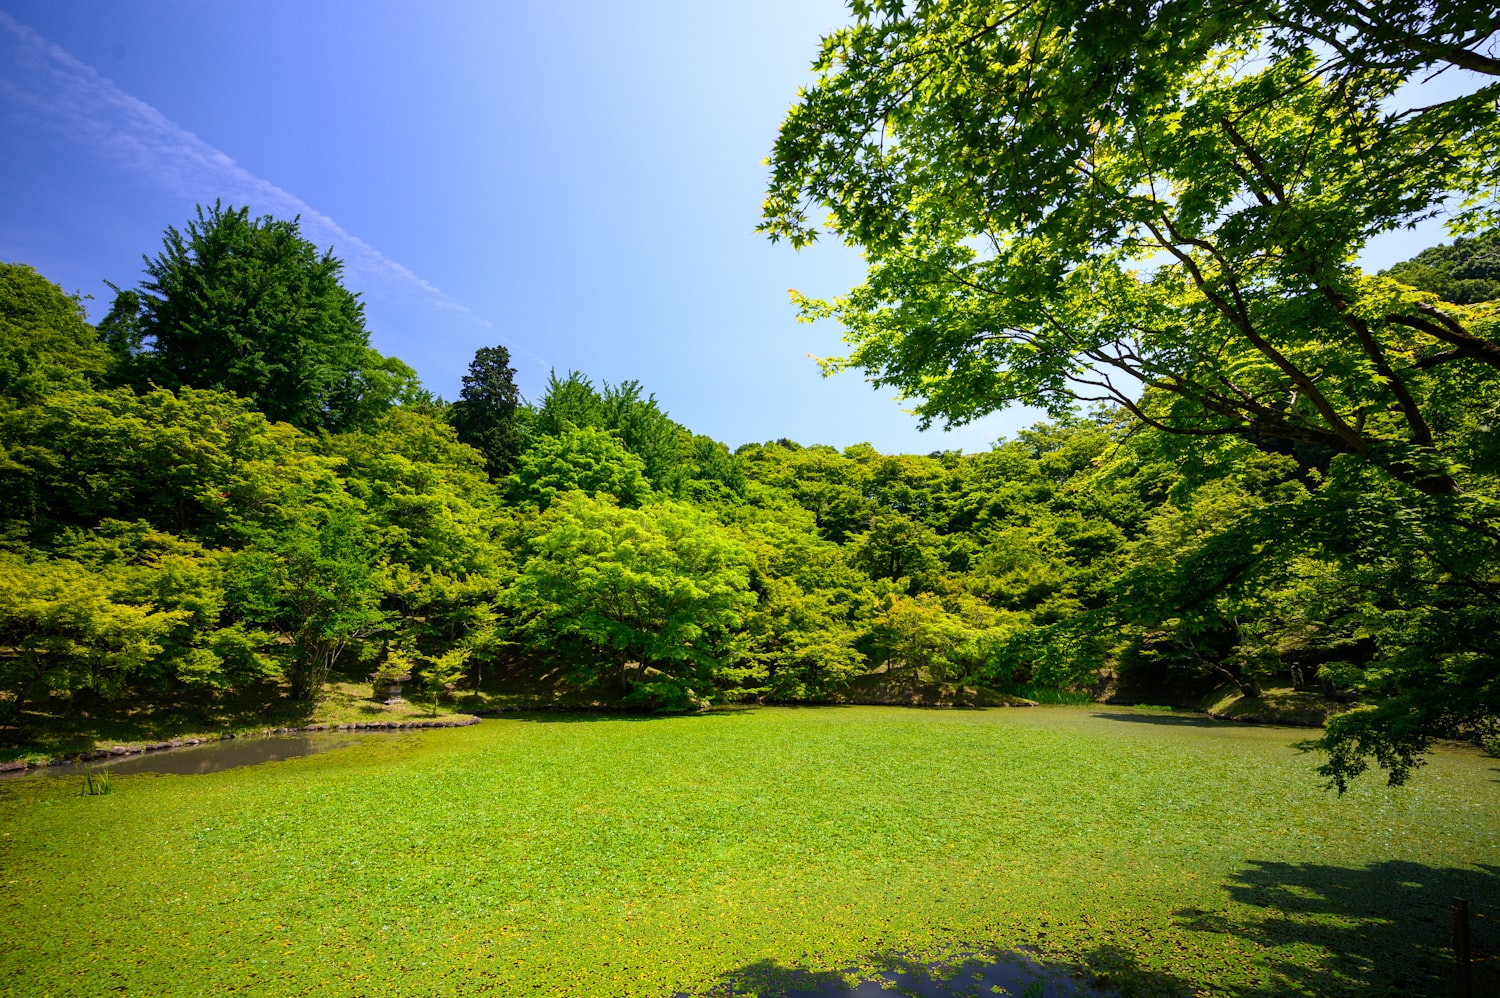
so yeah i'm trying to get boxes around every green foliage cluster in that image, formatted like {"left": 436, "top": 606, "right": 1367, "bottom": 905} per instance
{"left": 1382, "top": 230, "right": 1500, "bottom": 306}
{"left": 100, "top": 201, "right": 425, "bottom": 431}
{"left": 0, "top": 234, "right": 1125, "bottom": 727}
{"left": 3, "top": 708, "right": 1497, "bottom": 997}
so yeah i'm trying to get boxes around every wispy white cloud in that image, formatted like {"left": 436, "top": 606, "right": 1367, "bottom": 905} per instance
{"left": 0, "top": 10, "right": 546, "bottom": 370}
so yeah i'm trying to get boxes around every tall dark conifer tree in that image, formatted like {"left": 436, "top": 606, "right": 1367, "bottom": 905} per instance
{"left": 450, "top": 345, "right": 523, "bottom": 477}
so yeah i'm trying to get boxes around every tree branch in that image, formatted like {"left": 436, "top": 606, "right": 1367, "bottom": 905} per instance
{"left": 1387, "top": 309, "right": 1500, "bottom": 371}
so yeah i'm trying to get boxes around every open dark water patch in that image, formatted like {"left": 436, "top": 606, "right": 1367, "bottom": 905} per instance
{"left": 0, "top": 730, "right": 393, "bottom": 781}
{"left": 676, "top": 950, "right": 1115, "bottom": 997}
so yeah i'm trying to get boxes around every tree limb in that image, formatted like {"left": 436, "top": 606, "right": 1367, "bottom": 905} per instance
{"left": 1387, "top": 309, "right": 1500, "bottom": 370}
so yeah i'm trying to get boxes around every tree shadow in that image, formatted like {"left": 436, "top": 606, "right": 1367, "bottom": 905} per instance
{"left": 673, "top": 944, "right": 1187, "bottom": 997}
{"left": 1175, "top": 858, "right": 1499, "bottom": 996}
{"left": 672, "top": 859, "right": 1497, "bottom": 997}
{"left": 501, "top": 706, "right": 754, "bottom": 724}
{"left": 1088, "top": 711, "right": 1225, "bottom": 728}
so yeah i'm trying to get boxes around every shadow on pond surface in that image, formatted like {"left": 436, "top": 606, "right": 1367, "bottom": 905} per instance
{"left": 502, "top": 707, "right": 758, "bottom": 724}
{"left": 1088, "top": 711, "right": 1226, "bottom": 728}
{"left": 673, "top": 947, "right": 1146, "bottom": 998}
{"left": 680, "top": 860, "right": 1498, "bottom": 998}
{"left": 1174, "top": 858, "right": 1500, "bottom": 997}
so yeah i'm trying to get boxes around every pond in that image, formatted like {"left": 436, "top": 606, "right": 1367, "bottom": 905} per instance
{"left": 0, "top": 729, "right": 395, "bottom": 781}
{"left": 2, "top": 706, "right": 1495, "bottom": 997}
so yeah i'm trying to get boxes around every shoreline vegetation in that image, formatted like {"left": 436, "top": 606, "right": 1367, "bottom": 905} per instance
{"left": 2, "top": 661, "right": 1348, "bottom": 774}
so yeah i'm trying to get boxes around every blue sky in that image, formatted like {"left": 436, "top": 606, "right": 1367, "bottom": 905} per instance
{"left": 0, "top": 1, "right": 1465, "bottom": 454}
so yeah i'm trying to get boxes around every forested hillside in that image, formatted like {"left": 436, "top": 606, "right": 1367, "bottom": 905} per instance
{"left": 1, "top": 202, "right": 1496, "bottom": 788}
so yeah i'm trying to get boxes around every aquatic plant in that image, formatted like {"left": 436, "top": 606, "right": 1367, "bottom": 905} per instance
{"left": 79, "top": 764, "right": 111, "bottom": 796}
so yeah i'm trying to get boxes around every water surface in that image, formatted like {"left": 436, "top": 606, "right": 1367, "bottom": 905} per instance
{"left": 1, "top": 730, "right": 385, "bottom": 780}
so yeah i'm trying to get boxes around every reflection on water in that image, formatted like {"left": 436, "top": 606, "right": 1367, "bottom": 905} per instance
{"left": 103, "top": 734, "right": 365, "bottom": 776}
{"left": 1, "top": 731, "right": 378, "bottom": 780}
{"left": 675, "top": 950, "right": 1112, "bottom": 997}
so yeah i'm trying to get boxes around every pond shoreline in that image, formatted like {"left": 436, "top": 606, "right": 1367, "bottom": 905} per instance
{"left": 5, "top": 694, "right": 1332, "bottom": 774}
{"left": 0, "top": 715, "right": 481, "bottom": 774}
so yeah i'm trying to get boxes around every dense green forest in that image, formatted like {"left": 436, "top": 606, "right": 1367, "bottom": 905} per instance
{"left": 1, "top": 199, "right": 1496, "bottom": 789}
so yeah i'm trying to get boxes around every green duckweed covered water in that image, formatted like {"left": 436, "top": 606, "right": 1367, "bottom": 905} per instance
{"left": 2, "top": 706, "right": 1496, "bottom": 996}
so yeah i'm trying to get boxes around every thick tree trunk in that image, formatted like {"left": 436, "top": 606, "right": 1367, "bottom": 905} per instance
{"left": 1218, "top": 664, "right": 1262, "bottom": 698}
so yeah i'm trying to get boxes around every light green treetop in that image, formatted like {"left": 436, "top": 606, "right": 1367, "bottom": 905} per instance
{"left": 764, "top": 1, "right": 1500, "bottom": 498}
{"left": 505, "top": 492, "right": 755, "bottom": 711}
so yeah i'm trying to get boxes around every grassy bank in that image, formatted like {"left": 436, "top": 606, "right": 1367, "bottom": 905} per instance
{"left": 2, "top": 706, "right": 1496, "bottom": 996}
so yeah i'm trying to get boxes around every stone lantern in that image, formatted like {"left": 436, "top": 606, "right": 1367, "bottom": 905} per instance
{"left": 370, "top": 668, "right": 413, "bottom": 705}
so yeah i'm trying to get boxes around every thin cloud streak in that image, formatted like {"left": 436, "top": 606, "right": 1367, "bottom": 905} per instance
{"left": 0, "top": 10, "right": 546, "bottom": 370}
